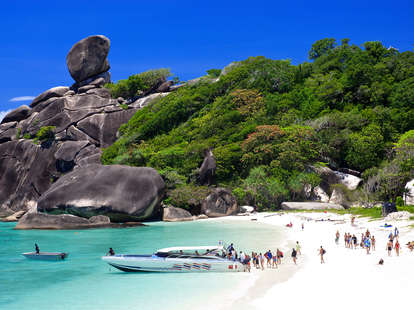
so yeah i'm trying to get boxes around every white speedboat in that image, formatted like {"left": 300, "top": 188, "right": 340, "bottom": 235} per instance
{"left": 102, "top": 245, "right": 244, "bottom": 272}
{"left": 22, "top": 252, "right": 68, "bottom": 261}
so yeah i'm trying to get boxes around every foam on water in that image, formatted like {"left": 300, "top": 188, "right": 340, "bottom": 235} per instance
{"left": 0, "top": 219, "right": 283, "bottom": 310}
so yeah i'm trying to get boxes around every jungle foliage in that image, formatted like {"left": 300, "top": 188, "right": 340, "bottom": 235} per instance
{"left": 102, "top": 39, "right": 414, "bottom": 210}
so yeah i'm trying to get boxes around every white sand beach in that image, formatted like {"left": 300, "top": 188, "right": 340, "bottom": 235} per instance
{"left": 210, "top": 212, "right": 414, "bottom": 310}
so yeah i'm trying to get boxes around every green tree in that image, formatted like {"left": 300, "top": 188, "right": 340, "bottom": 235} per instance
{"left": 308, "top": 38, "right": 337, "bottom": 60}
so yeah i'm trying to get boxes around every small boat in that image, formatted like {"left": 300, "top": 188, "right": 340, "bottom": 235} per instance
{"left": 22, "top": 252, "right": 69, "bottom": 261}
{"left": 102, "top": 245, "right": 244, "bottom": 273}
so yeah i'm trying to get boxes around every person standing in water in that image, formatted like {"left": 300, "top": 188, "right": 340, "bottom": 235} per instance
{"left": 291, "top": 248, "right": 297, "bottom": 265}
{"left": 296, "top": 241, "right": 302, "bottom": 255}
{"left": 35, "top": 243, "right": 40, "bottom": 254}
{"left": 319, "top": 246, "right": 325, "bottom": 264}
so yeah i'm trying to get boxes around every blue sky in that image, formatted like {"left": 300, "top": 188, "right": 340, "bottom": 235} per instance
{"left": 1, "top": 0, "right": 413, "bottom": 116}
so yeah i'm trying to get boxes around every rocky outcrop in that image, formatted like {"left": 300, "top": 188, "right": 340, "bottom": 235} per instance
{"left": 15, "top": 212, "right": 144, "bottom": 230}
{"left": 313, "top": 186, "right": 330, "bottom": 202}
{"left": 66, "top": 35, "right": 110, "bottom": 83}
{"left": 30, "top": 86, "right": 69, "bottom": 108}
{"left": 1, "top": 210, "right": 26, "bottom": 222}
{"left": 329, "top": 187, "right": 352, "bottom": 208}
{"left": 0, "top": 140, "right": 58, "bottom": 213}
{"left": 130, "top": 93, "right": 169, "bottom": 109}
{"left": 199, "top": 149, "right": 216, "bottom": 186}
{"left": 384, "top": 211, "right": 411, "bottom": 221}
{"left": 240, "top": 206, "right": 254, "bottom": 213}
{"left": 0, "top": 121, "right": 18, "bottom": 143}
{"left": 37, "top": 165, "right": 165, "bottom": 222}
{"left": 310, "top": 165, "right": 362, "bottom": 192}
{"left": 201, "top": 188, "right": 238, "bottom": 217}
{"left": 162, "top": 206, "right": 193, "bottom": 222}
{"left": 333, "top": 171, "right": 362, "bottom": 191}
{"left": 281, "top": 202, "right": 344, "bottom": 210}
{"left": 405, "top": 179, "right": 414, "bottom": 205}
{"left": 1, "top": 105, "right": 31, "bottom": 124}
{"left": 0, "top": 35, "right": 175, "bottom": 221}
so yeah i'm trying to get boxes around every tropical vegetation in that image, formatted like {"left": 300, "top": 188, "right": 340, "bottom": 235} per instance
{"left": 102, "top": 38, "right": 414, "bottom": 211}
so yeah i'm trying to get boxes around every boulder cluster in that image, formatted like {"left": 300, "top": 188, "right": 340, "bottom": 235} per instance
{"left": 0, "top": 35, "right": 169, "bottom": 228}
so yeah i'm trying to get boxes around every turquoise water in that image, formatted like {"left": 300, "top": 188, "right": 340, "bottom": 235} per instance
{"left": 0, "top": 219, "right": 282, "bottom": 310}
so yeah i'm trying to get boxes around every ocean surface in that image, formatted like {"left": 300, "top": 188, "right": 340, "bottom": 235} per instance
{"left": 0, "top": 219, "right": 283, "bottom": 310}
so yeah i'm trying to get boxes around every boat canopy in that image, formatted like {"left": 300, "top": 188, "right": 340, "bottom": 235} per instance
{"left": 156, "top": 245, "right": 223, "bottom": 255}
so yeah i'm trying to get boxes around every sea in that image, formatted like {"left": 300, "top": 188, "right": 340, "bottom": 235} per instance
{"left": 0, "top": 219, "right": 284, "bottom": 310}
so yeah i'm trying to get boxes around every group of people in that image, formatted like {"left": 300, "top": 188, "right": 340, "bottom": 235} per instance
{"left": 339, "top": 229, "right": 376, "bottom": 254}
{"left": 230, "top": 242, "right": 303, "bottom": 272}
{"left": 335, "top": 224, "right": 408, "bottom": 265}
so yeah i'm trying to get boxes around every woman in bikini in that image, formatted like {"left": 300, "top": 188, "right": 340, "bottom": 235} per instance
{"left": 395, "top": 240, "right": 400, "bottom": 256}
{"left": 387, "top": 240, "right": 393, "bottom": 256}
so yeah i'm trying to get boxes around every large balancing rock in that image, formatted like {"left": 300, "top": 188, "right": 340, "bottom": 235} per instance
{"left": 66, "top": 35, "right": 110, "bottom": 83}
{"left": 37, "top": 165, "right": 165, "bottom": 222}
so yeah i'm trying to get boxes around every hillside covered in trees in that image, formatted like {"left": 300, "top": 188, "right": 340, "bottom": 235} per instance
{"left": 101, "top": 38, "right": 414, "bottom": 211}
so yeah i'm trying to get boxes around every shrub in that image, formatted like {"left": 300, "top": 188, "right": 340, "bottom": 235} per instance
{"left": 35, "top": 126, "right": 56, "bottom": 143}
{"left": 206, "top": 69, "right": 222, "bottom": 77}
{"left": 166, "top": 185, "right": 211, "bottom": 212}
{"left": 105, "top": 68, "right": 171, "bottom": 99}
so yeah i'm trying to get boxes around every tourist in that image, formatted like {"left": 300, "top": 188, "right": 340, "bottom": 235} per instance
{"left": 388, "top": 232, "right": 394, "bottom": 245}
{"left": 272, "top": 252, "right": 278, "bottom": 268}
{"left": 259, "top": 253, "right": 265, "bottom": 270}
{"left": 319, "top": 246, "right": 325, "bottom": 264}
{"left": 344, "top": 232, "right": 347, "bottom": 247}
{"left": 35, "top": 243, "right": 40, "bottom": 254}
{"left": 335, "top": 230, "right": 340, "bottom": 244}
{"left": 364, "top": 238, "right": 371, "bottom": 254}
{"left": 107, "top": 248, "right": 115, "bottom": 256}
{"left": 351, "top": 216, "right": 355, "bottom": 226}
{"left": 395, "top": 240, "right": 400, "bottom": 256}
{"left": 394, "top": 227, "right": 399, "bottom": 238}
{"left": 291, "top": 248, "right": 297, "bottom": 265}
{"left": 296, "top": 241, "right": 301, "bottom": 255}
{"left": 227, "top": 243, "right": 234, "bottom": 253}
{"left": 239, "top": 251, "right": 245, "bottom": 263}
{"left": 245, "top": 254, "right": 251, "bottom": 272}
{"left": 387, "top": 240, "right": 393, "bottom": 256}
{"left": 352, "top": 234, "right": 358, "bottom": 249}
{"left": 266, "top": 250, "right": 272, "bottom": 268}
{"left": 301, "top": 223, "right": 304, "bottom": 231}
{"left": 371, "top": 236, "right": 376, "bottom": 251}
{"left": 276, "top": 249, "right": 283, "bottom": 264}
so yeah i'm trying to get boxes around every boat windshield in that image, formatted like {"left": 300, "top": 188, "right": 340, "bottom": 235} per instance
{"left": 155, "top": 248, "right": 221, "bottom": 258}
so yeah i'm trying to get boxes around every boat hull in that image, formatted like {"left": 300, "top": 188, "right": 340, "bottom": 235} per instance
{"left": 22, "top": 252, "right": 68, "bottom": 261}
{"left": 102, "top": 255, "right": 244, "bottom": 273}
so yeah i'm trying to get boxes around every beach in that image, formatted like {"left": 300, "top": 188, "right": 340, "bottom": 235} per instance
{"left": 210, "top": 212, "right": 414, "bottom": 310}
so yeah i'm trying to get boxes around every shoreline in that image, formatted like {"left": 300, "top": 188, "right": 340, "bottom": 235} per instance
{"left": 211, "top": 211, "right": 414, "bottom": 310}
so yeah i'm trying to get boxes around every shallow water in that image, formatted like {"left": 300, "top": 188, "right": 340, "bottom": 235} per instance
{"left": 0, "top": 219, "right": 283, "bottom": 310}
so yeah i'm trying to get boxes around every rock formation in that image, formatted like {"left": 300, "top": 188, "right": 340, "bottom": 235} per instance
{"left": 201, "top": 188, "right": 239, "bottom": 217}
{"left": 0, "top": 35, "right": 171, "bottom": 224}
{"left": 405, "top": 179, "right": 414, "bottom": 205}
{"left": 162, "top": 205, "right": 193, "bottom": 222}
{"left": 37, "top": 165, "right": 165, "bottom": 222}
{"left": 281, "top": 202, "right": 344, "bottom": 210}
{"left": 66, "top": 35, "right": 110, "bottom": 83}
{"left": 15, "top": 212, "right": 144, "bottom": 230}
{"left": 199, "top": 149, "right": 216, "bottom": 186}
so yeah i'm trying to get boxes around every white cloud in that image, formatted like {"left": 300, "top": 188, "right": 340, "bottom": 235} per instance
{"left": 9, "top": 96, "right": 35, "bottom": 102}
{"left": 0, "top": 110, "right": 12, "bottom": 122}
